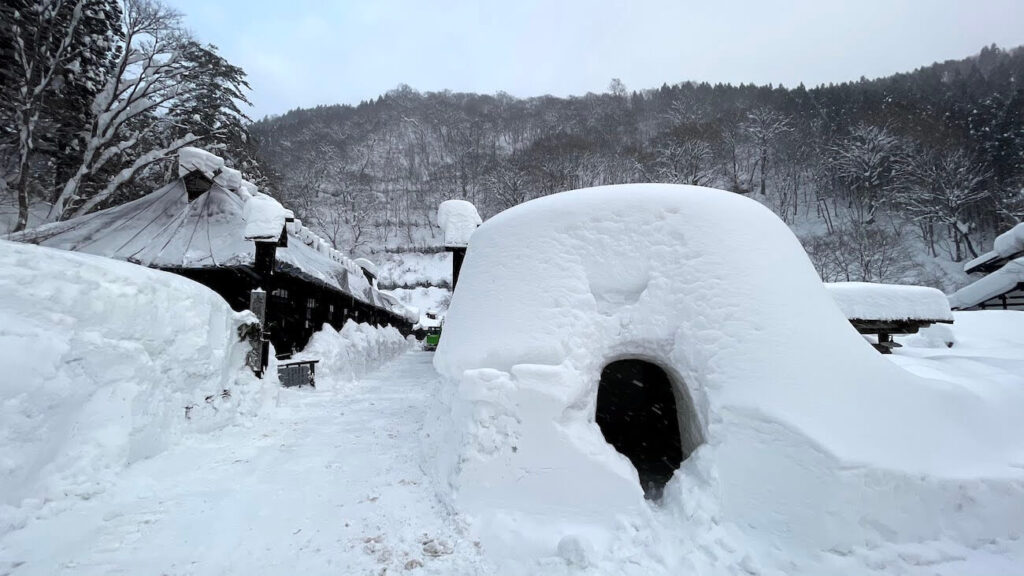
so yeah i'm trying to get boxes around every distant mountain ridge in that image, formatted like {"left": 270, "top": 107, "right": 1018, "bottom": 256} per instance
{"left": 251, "top": 45, "right": 1024, "bottom": 289}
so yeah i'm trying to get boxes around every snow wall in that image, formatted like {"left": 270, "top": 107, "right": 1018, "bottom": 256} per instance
{"left": 293, "top": 320, "right": 411, "bottom": 390}
{"left": 431, "top": 184, "right": 1024, "bottom": 569}
{"left": 0, "top": 240, "right": 275, "bottom": 534}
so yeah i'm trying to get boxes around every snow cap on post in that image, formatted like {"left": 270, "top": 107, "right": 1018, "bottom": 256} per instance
{"left": 243, "top": 193, "right": 288, "bottom": 241}
{"left": 437, "top": 200, "right": 482, "bottom": 248}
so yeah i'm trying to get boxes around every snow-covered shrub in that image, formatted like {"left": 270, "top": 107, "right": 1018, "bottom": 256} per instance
{"left": 294, "top": 320, "right": 410, "bottom": 390}
{"left": 0, "top": 241, "right": 275, "bottom": 533}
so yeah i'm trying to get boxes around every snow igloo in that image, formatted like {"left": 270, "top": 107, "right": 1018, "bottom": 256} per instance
{"left": 431, "top": 184, "right": 1024, "bottom": 567}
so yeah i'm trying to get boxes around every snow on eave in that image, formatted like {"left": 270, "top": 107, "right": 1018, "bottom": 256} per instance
{"left": 353, "top": 258, "right": 378, "bottom": 278}
{"left": 178, "top": 147, "right": 224, "bottom": 180}
{"left": 993, "top": 222, "right": 1024, "bottom": 258}
{"left": 948, "top": 257, "right": 1024, "bottom": 310}
{"left": 963, "top": 250, "right": 999, "bottom": 274}
{"left": 825, "top": 282, "right": 953, "bottom": 322}
{"left": 243, "top": 193, "right": 287, "bottom": 241}
{"left": 965, "top": 223, "right": 1024, "bottom": 274}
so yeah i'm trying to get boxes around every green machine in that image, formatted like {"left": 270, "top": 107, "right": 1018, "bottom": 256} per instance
{"left": 422, "top": 311, "right": 443, "bottom": 351}
{"left": 424, "top": 327, "right": 442, "bottom": 351}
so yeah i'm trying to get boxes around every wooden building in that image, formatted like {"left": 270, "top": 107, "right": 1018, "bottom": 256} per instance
{"left": 949, "top": 224, "right": 1024, "bottom": 311}
{"left": 12, "top": 154, "right": 416, "bottom": 357}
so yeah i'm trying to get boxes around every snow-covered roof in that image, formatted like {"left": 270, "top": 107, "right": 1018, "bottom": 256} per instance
{"left": 824, "top": 282, "right": 953, "bottom": 322}
{"left": 436, "top": 200, "right": 481, "bottom": 247}
{"left": 377, "top": 290, "right": 419, "bottom": 323}
{"left": 963, "top": 223, "right": 1024, "bottom": 274}
{"left": 10, "top": 179, "right": 382, "bottom": 306}
{"left": 948, "top": 257, "right": 1024, "bottom": 310}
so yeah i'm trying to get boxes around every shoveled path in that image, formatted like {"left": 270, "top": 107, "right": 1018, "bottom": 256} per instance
{"left": 1, "top": 352, "right": 485, "bottom": 575}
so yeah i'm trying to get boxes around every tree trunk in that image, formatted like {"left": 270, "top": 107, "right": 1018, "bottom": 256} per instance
{"left": 14, "top": 168, "right": 31, "bottom": 233}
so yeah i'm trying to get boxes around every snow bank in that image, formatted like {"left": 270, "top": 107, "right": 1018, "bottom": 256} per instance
{"left": 178, "top": 146, "right": 224, "bottom": 180}
{"left": 431, "top": 184, "right": 1024, "bottom": 572}
{"left": 0, "top": 240, "right": 274, "bottom": 534}
{"left": 825, "top": 281, "right": 953, "bottom": 321}
{"left": 948, "top": 257, "right": 1024, "bottom": 309}
{"left": 436, "top": 200, "right": 482, "bottom": 247}
{"left": 243, "top": 192, "right": 288, "bottom": 241}
{"left": 292, "top": 320, "right": 410, "bottom": 390}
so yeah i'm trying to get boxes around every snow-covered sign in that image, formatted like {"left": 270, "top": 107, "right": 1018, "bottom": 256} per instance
{"left": 436, "top": 200, "right": 481, "bottom": 248}
{"left": 948, "top": 257, "right": 1024, "bottom": 310}
{"left": 825, "top": 282, "right": 953, "bottom": 322}
{"left": 431, "top": 183, "right": 1024, "bottom": 565}
{"left": 243, "top": 193, "right": 288, "bottom": 241}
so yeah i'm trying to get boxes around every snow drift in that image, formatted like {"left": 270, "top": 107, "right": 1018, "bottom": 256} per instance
{"left": 0, "top": 240, "right": 273, "bottom": 534}
{"left": 431, "top": 184, "right": 1024, "bottom": 572}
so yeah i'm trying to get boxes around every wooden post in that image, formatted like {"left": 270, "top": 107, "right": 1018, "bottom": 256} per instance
{"left": 246, "top": 288, "right": 269, "bottom": 376}
{"left": 447, "top": 246, "right": 467, "bottom": 290}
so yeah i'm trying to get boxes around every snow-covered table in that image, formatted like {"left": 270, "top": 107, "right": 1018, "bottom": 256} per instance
{"left": 825, "top": 282, "right": 954, "bottom": 353}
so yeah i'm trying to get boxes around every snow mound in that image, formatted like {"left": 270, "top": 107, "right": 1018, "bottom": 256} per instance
{"left": 0, "top": 240, "right": 274, "bottom": 534}
{"left": 436, "top": 200, "right": 481, "bottom": 247}
{"left": 431, "top": 184, "right": 1024, "bottom": 571}
{"left": 825, "top": 281, "right": 953, "bottom": 321}
{"left": 243, "top": 192, "right": 288, "bottom": 241}
{"left": 293, "top": 321, "right": 411, "bottom": 390}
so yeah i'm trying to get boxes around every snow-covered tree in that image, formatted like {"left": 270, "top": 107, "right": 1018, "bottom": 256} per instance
{"left": 899, "top": 148, "right": 991, "bottom": 260}
{"left": 1, "top": 0, "right": 122, "bottom": 231}
{"left": 49, "top": 0, "right": 252, "bottom": 220}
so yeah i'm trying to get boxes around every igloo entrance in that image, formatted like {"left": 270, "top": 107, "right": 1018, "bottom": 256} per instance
{"left": 596, "top": 359, "right": 701, "bottom": 500}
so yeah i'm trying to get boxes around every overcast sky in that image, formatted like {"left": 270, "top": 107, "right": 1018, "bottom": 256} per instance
{"left": 167, "top": 0, "right": 1024, "bottom": 119}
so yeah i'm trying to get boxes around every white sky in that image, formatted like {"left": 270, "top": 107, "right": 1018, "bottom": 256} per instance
{"left": 168, "top": 0, "right": 1024, "bottom": 119}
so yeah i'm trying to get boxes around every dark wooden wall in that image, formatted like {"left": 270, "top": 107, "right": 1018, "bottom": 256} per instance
{"left": 163, "top": 265, "right": 413, "bottom": 356}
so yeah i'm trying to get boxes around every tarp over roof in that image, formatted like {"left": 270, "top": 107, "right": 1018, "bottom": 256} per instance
{"left": 10, "top": 179, "right": 390, "bottom": 307}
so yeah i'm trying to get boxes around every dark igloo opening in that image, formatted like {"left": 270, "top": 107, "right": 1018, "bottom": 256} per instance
{"left": 596, "top": 359, "right": 701, "bottom": 500}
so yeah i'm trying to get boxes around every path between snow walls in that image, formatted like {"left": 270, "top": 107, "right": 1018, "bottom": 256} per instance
{"left": 0, "top": 351, "right": 491, "bottom": 575}
{"left": 0, "top": 240, "right": 274, "bottom": 536}
{"left": 431, "top": 184, "right": 1024, "bottom": 574}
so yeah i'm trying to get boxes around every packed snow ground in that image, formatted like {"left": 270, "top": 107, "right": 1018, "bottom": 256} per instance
{"left": 3, "top": 316, "right": 1023, "bottom": 575}
{"left": 0, "top": 352, "right": 488, "bottom": 576}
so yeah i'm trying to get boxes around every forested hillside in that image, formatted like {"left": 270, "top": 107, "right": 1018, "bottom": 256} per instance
{"left": 253, "top": 45, "right": 1024, "bottom": 289}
